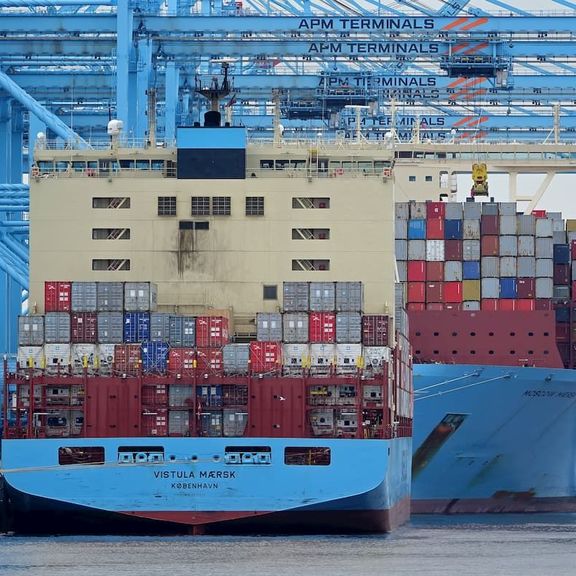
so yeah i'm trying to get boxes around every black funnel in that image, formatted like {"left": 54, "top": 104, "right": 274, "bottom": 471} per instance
{"left": 204, "top": 110, "right": 221, "bottom": 127}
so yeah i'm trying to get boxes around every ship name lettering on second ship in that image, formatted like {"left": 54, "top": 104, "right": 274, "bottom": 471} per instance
{"left": 153, "top": 470, "right": 237, "bottom": 479}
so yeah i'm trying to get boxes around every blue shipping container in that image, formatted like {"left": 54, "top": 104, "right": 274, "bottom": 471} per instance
{"left": 124, "top": 312, "right": 150, "bottom": 343}
{"left": 555, "top": 306, "right": 570, "bottom": 324}
{"left": 444, "top": 219, "right": 463, "bottom": 240}
{"left": 196, "top": 384, "right": 223, "bottom": 407}
{"left": 408, "top": 219, "right": 426, "bottom": 240}
{"left": 499, "top": 278, "right": 518, "bottom": 299}
{"left": 462, "top": 261, "right": 481, "bottom": 280}
{"left": 141, "top": 341, "right": 170, "bottom": 374}
{"left": 553, "top": 244, "right": 570, "bottom": 265}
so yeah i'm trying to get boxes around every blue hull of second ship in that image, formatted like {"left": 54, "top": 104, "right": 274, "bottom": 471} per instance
{"left": 411, "top": 364, "right": 576, "bottom": 514}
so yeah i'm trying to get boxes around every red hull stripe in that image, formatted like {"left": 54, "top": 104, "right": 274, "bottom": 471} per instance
{"left": 119, "top": 510, "right": 273, "bottom": 525}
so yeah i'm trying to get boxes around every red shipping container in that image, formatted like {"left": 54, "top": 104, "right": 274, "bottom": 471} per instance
{"left": 142, "top": 384, "right": 168, "bottom": 407}
{"left": 44, "top": 281, "right": 71, "bottom": 312}
{"left": 71, "top": 312, "right": 97, "bottom": 343}
{"left": 142, "top": 408, "right": 168, "bottom": 437}
{"left": 535, "top": 299, "right": 553, "bottom": 311}
{"left": 426, "top": 281, "right": 444, "bottom": 303}
{"left": 516, "top": 299, "right": 535, "bottom": 311}
{"left": 481, "top": 299, "right": 499, "bottom": 311}
{"left": 427, "top": 202, "right": 445, "bottom": 219}
{"left": 113, "top": 344, "right": 141, "bottom": 376}
{"left": 249, "top": 341, "right": 282, "bottom": 373}
{"left": 407, "top": 261, "right": 426, "bottom": 282}
{"left": 168, "top": 348, "right": 196, "bottom": 375}
{"left": 556, "top": 323, "right": 570, "bottom": 342}
{"left": 532, "top": 210, "right": 547, "bottom": 218}
{"left": 499, "top": 299, "right": 517, "bottom": 312}
{"left": 444, "top": 281, "right": 463, "bottom": 303}
{"left": 426, "top": 218, "right": 445, "bottom": 240}
{"left": 195, "top": 316, "right": 230, "bottom": 348}
{"left": 481, "top": 215, "right": 499, "bottom": 235}
{"left": 516, "top": 278, "right": 535, "bottom": 299}
{"left": 481, "top": 235, "right": 499, "bottom": 256}
{"left": 445, "top": 240, "right": 463, "bottom": 261}
{"left": 362, "top": 315, "right": 390, "bottom": 346}
{"left": 571, "top": 241, "right": 576, "bottom": 261}
{"left": 573, "top": 281, "right": 576, "bottom": 300}
{"left": 426, "top": 261, "right": 444, "bottom": 282}
{"left": 407, "top": 303, "right": 425, "bottom": 311}
{"left": 426, "top": 303, "right": 444, "bottom": 311}
{"left": 309, "top": 312, "right": 336, "bottom": 343}
{"left": 444, "top": 303, "right": 462, "bottom": 311}
{"left": 407, "top": 282, "right": 425, "bottom": 303}
{"left": 553, "top": 264, "right": 570, "bottom": 286}
{"left": 196, "top": 348, "right": 223, "bottom": 373}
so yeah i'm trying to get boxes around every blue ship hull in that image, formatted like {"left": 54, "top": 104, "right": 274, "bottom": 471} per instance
{"left": 412, "top": 364, "right": 576, "bottom": 513}
{"left": 1, "top": 437, "right": 411, "bottom": 534}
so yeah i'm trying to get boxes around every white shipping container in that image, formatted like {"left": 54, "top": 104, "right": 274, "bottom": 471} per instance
{"left": 44, "top": 343, "right": 71, "bottom": 371}
{"left": 426, "top": 240, "right": 445, "bottom": 262}
{"left": 481, "top": 278, "right": 500, "bottom": 299}
{"left": 500, "top": 257, "right": 517, "bottom": 277}
{"left": 363, "top": 346, "right": 392, "bottom": 374}
{"left": 408, "top": 240, "right": 426, "bottom": 260}
{"left": 535, "top": 218, "right": 554, "bottom": 238}
{"left": 535, "top": 277, "right": 553, "bottom": 299}
{"left": 517, "top": 236, "right": 535, "bottom": 256}
{"left": 396, "top": 261, "right": 407, "bottom": 283}
{"left": 463, "top": 219, "right": 480, "bottom": 240}
{"left": 310, "top": 344, "right": 336, "bottom": 371}
{"left": 396, "top": 239, "right": 408, "bottom": 261}
{"left": 336, "top": 343, "right": 363, "bottom": 374}
{"left": 395, "top": 202, "right": 410, "bottom": 220}
{"left": 17, "top": 346, "right": 44, "bottom": 369}
{"left": 97, "top": 343, "right": 116, "bottom": 374}
{"left": 395, "top": 219, "right": 408, "bottom": 239}
{"left": 282, "top": 343, "right": 310, "bottom": 371}
{"left": 71, "top": 344, "right": 97, "bottom": 373}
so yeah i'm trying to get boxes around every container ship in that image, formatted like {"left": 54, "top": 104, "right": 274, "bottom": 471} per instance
{"left": 0, "top": 110, "right": 412, "bottom": 534}
{"left": 396, "top": 199, "right": 576, "bottom": 513}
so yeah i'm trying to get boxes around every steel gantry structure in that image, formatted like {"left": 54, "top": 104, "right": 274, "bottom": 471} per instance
{"left": 3, "top": 0, "right": 576, "bottom": 353}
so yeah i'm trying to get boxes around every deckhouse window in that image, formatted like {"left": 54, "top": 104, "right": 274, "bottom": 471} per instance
{"left": 58, "top": 446, "right": 105, "bottom": 465}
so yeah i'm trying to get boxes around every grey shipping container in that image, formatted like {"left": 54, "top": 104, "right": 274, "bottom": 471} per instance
{"left": 499, "top": 202, "right": 517, "bottom": 216}
{"left": 536, "top": 258, "right": 553, "bottom": 278}
{"left": 395, "top": 283, "right": 406, "bottom": 308}
{"left": 573, "top": 267, "right": 576, "bottom": 282}
{"left": 444, "top": 261, "right": 463, "bottom": 281}
{"left": 535, "top": 238, "right": 553, "bottom": 259}
{"left": 463, "top": 202, "right": 482, "bottom": 219}
{"left": 463, "top": 219, "right": 480, "bottom": 240}
{"left": 499, "top": 236, "right": 518, "bottom": 257}
{"left": 283, "top": 313, "right": 309, "bottom": 343}
{"left": 482, "top": 203, "right": 499, "bottom": 216}
{"left": 335, "top": 282, "right": 363, "bottom": 312}
{"left": 18, "top": 315, "right": 44, "bottom": 346}
{"left": 535, "top": 218, "right": 553, "bottom": 238}
{"left": 569, "top": 231, "right": 576, "bottom": 243}
{"left": 553, "top": 286, "right": 570, "bottom": 300}
{"left": 44, "top": 312, "right": 71, "bottom": 343}
{"left": 481, "top": 257, "right": 499, "bottom": 278}
{"left": 463, "top": 240, "right": 481, "bottom": 261}
{"left": 168, "top": 411, "right": 190, "bottom": 436}
{"left": 463, "top": 301, "right": 481, "bottom": 311}
{"left": 408, "top": 240, "right": 426, "bottom": 260}
{"left": 445, "top": 203, "right": 463, "bottom": 219}
{"left": 396, "top": 261, "right": 407, "bottom": 283}
{"left": 499, "top": 216, "right": 517, "bottom": 236}
{"left": 395, "top": 202, "right": 409, "bottom": 220}
{"left": 409, "top": 201, "right": 427, "bottom": 219}
{"left": 395, "top": 219, "right": 408, "bottom": 239}
{"left": 223, "top": 344, "right": 250, "bottom": 374}
{"left": 553, "top": 231, "right": 568, "bottom": 244}
{"left": 517, "top": 236, "right": 535, "bottom": 256}
{"left": 96, "top": 282, "right": 124, "bottom": 312}
{"left": 535, "top": 278, "right": 553, "bottom": 298}
{"left": 481, "top": 278, "right": 500, "bottom": 299}
{"left": 309, "top": 282, "right": 335, "bottom": 311}
{"left": 169, "top": 316, "right": 195, "bottom": 347}
{"left": 517, "top": 257, "right": 536, "bottom": 277}
{"left": 257, "top": 312, "right": 283, "bottom": 342}
{"left": 517, "top": 214, "right": 536, "bottom": 235}
{"left": 71, "top": 282, "right": 97, "bottom": 312}
{"left": 150, "top": 312, "right": 171, "bottom": 341}
{"left": 97, "top": 312, "right": 124, "bottom": 343}
{"left": 223, "top": 409, "right": 248, "bottom": 437}
{"left": 283, "top": 282, "right": 309, "bottom": 312}
{"left": 396, "top": 239, "right": 408, "bottom": 261}
{"left": 124, "top": 282, "right": 158, "bottom": 312}
{"left": 169, "top": 386, "right": 194, "bottom": 408}
{"left": 336, "top": 312, "right": 362, "bottom": 343}
{"left": 500, "top": 257, "right": 517, "bottom": 277}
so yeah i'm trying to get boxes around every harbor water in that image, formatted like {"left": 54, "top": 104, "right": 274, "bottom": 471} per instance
{"left": 1, "top": 515, "right": 575, "bottom": 576}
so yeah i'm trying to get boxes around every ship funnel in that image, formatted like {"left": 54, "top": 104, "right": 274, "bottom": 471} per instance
{"left": 204, "top": 110, "right": 221, "bottom": 127}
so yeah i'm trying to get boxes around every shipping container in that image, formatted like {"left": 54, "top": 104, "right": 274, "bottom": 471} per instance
{"left": 195, "top": 316, "right": 229, "bottom": 348}
{"left": 535, "top": 278, "right": 554, "bottom": 299}
{"left": 536, "top": 258, "right": 554, "bottom": 278}
{"left": 408, "top": 219, "right": 426, "bottom": 239}
{"left": 444, "top": 219, "right": 463, "bottom": 240}
{"left": 283, "top": 281, "right": 309, "bottom": 312}
{"left": 44, "top": 281, "right": 71, "bottom": 312}
{"left": 362, "top": 315, "right": 390, "bottom": 346}
{"left": 445, "top": 240, "right": 463, "bottom": 261}
{"left": 113, "top": 344, "right": 141, "bottom": 375}
{"left": 463, "top": 280, "right": 481, "bottom": 301}
{"left": 427, "top": 201, "right": 445, "bottom": 219}
{"left": 283, "top": 312, "right": 309, "bottom": 343}
{"left": 481, "top": 278, "right": 500, "bottom": 299}
{"left": 44, "top": 312, "right": 71, "bottom": 343}
{"left": 463, "top": 219, "right": 481, "bottom": 240}
{"left": 571, "top": 240, "right": 576, "bottom": 260}
{"left": 517, "top": 214, "right": 536, "bottom": 235}
{"left": 18, "top": 315, "right": 44, "bottom": 346}
{"left": 71, "top": 281, "right": 97, "bottom": 312}
{"left": 168, "top": 386, "right": 194, "bottom": 409}
{"left": 481, "top": 235, "right": 499, "bottom": 257}
{"left": 426, "top": 282, "right": 444, "bottom": 303}
{"left": 499, "top": 299, "right": 516, "bottom": 312}
{"left": 123, "top": 312, "right": 150, "bottom": 343}
{"left": 142, "top": 409, "right": 168, "bottom": 437}
{"left": 556, "top": 323, "right": 570, "bottom": 342}
{"left": 363, "top": 346, "right": 391, "bottom": 375}
{"left": 71, "top": 343, "right": 97, "bottom": 374}
{"left": 426, "top": 218, "right": 444, "bottom": 240}
{"left": 463, "top": 202, "right": 482, "bottom": 219}
{"left": 536, "top": 237, "right": 553, "bottom": 259}
{"left": 481, "top": 257, "right": 499, "bottom": 278}
{"left": 555, "top": 306, "right": 570, "bottom": 324}
{"left": 407, "top": 282, "right": 425, "bottom": 303}
{"left": 141, "top": 341, "right": 169, "bottom": 374}
{"left": 499, "top": 278, "right": 518, "bottom": 299}
{"left": 395, "top": 219, "right": 408, "bottom": 240}
{"left": 124, "top": 282, "right": 158, "bottom": 312}
{"left": 445, "top": 203, "right": 463, "bottom": 220}
{"left": 517, "top": 256, "right": 536, "bottom": 278}
{"left": 168, "top": 315, "right": 196, "bottom": 347}
{"left": 309, "top": 343, "right": 336, "bottom": 373}
{"left": 397, "top": 261, "right": 407, "bottom": 283}
{"left": 395, "top": 239, "right": 408, "bottom": 261}
{"left": 535, "top": 218, "right": 554, "bottom": 238}
{"left": 553, "top": 244, "right": 570, "bottom": 264}
{"left": 96, "top": 282, "right": 124, "bottom": 312}
{"left": 517, "top": 235, "right": 535, "bottom": 257}
{"left": 426, "top": 303, "right": 444, "bottom": 311}
{"left": 97, "top": 312, "right": 123, "bottom": 343}
{"left": 553, "top": 230, "right": 567, "bottom": 244}
{"left": 95, "top": 343, "right": 115, "bottom": 374}
{"left": 481, "top": 203, "right": 499, "bottom": 216}
{"left": 573, "top": 281, "right": 576, "bottom": 299}
{"left": 407, "top": 261, "right": 426, "bottom": 282}
{"left": 444, "top": 261, "right": 463, "bottom": 282}
{"left": 17, "top": 345, "right": 44, "bottom": 369}
{"left": 573, "top": 267, "right": 576, "bottom": 282}
{"left": 309, "top": 282, "right": 336, "bottom": 311}
{"left": 535, "top": 299, "right": 553, "bottom": 311}
{"left": 249, "top": 341, "right": 282, "bottom": 373}
{"left": 481, "top": 215, "right": 499, "bottom": 235}
{"left": 500, "top": 256, "right": 517, "bottom": 278}
{"left": 336, "top": 312, "right": 362, "bottom": 343}
{"left": 463, "top": 261, "right": 481, "bottom": 280}
{"left": 533, "top": 210, "right": 547, "bottom": 218}
{"left": 309, "top": 312, "right": 336, "bottom": 343}
{"left": 407, "top": 303, "right": 425, "bottom": 311}
{"left": 516, "top": 299, "right": 535, "bottom": 312}
{"left": 444, "top": 303, "right": 462, "bottom": 311}
{"left": 499, "top": 215, "right": 517, "bottom": 236}
{"left": 481, "top": 299, "right": 499, "bottom": 311}
{"left": 426, "top": 261, "right": 444, "bottom": 282}
{"left": 499, "top": 236, "right": 518, "bottom": 257}
{"left": 196, "top": 348, "right": 223, "bottom": 373}
{"left": 150, "top": 312, "right": 171, "bottom": 342}
{"left": 553, "top": 286, "right": 570, "bottom": 300}
{"left": 168, "top": 348, "right": 196, "bottom": 375}
{"left": 554, "top": 264, "right": 570, "bottom": 285}
{"left": 499, "top": 202, "right": 517, "bottom": 216}
{"left": 444, "top": 282, "right": 463, "bottom": 303}
{"left": 282, "top": 343, "right": 310, "bottom": 372}
{"left": 71, "top": 312, "right": 97, "bottom": 343}
{"left": 410, "top": 201, "right": 427, "bottom": 219}
{"left": 336, "top": 343, "right": 363, "bottom": 374}
{"left": 256, "top": 312, "right": 283, "bottom": 342}
{"left": 462, "top": 301, "right": 481, "bottom": 311}
{"left": 44, "top": 343, "right": 71, "bottom": 372}
{"left": 335, "top": 282, "right": 363, "bottom": 312}
{"left": 409, "top": 240, "right": 426, "bottom": 260}
{"left": 395, "top": 202, "right": 409, "bottom": 220}
{"left": 517, "top": 278, "right": 536, "bottom": 298}
{"left": 425, "top": 240, "right": 444, "bottom": 261}
{"left": 463, "top": 240, "right": 481, "bottom": 261}
{"left": 222, "top": 343, "right": 250, "bottom": 375}
{"left": 566, "top": 219, "right": 576, "bottom": 232}
{"left": 168, "top": 411, "right": 190, "bottom": 436}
